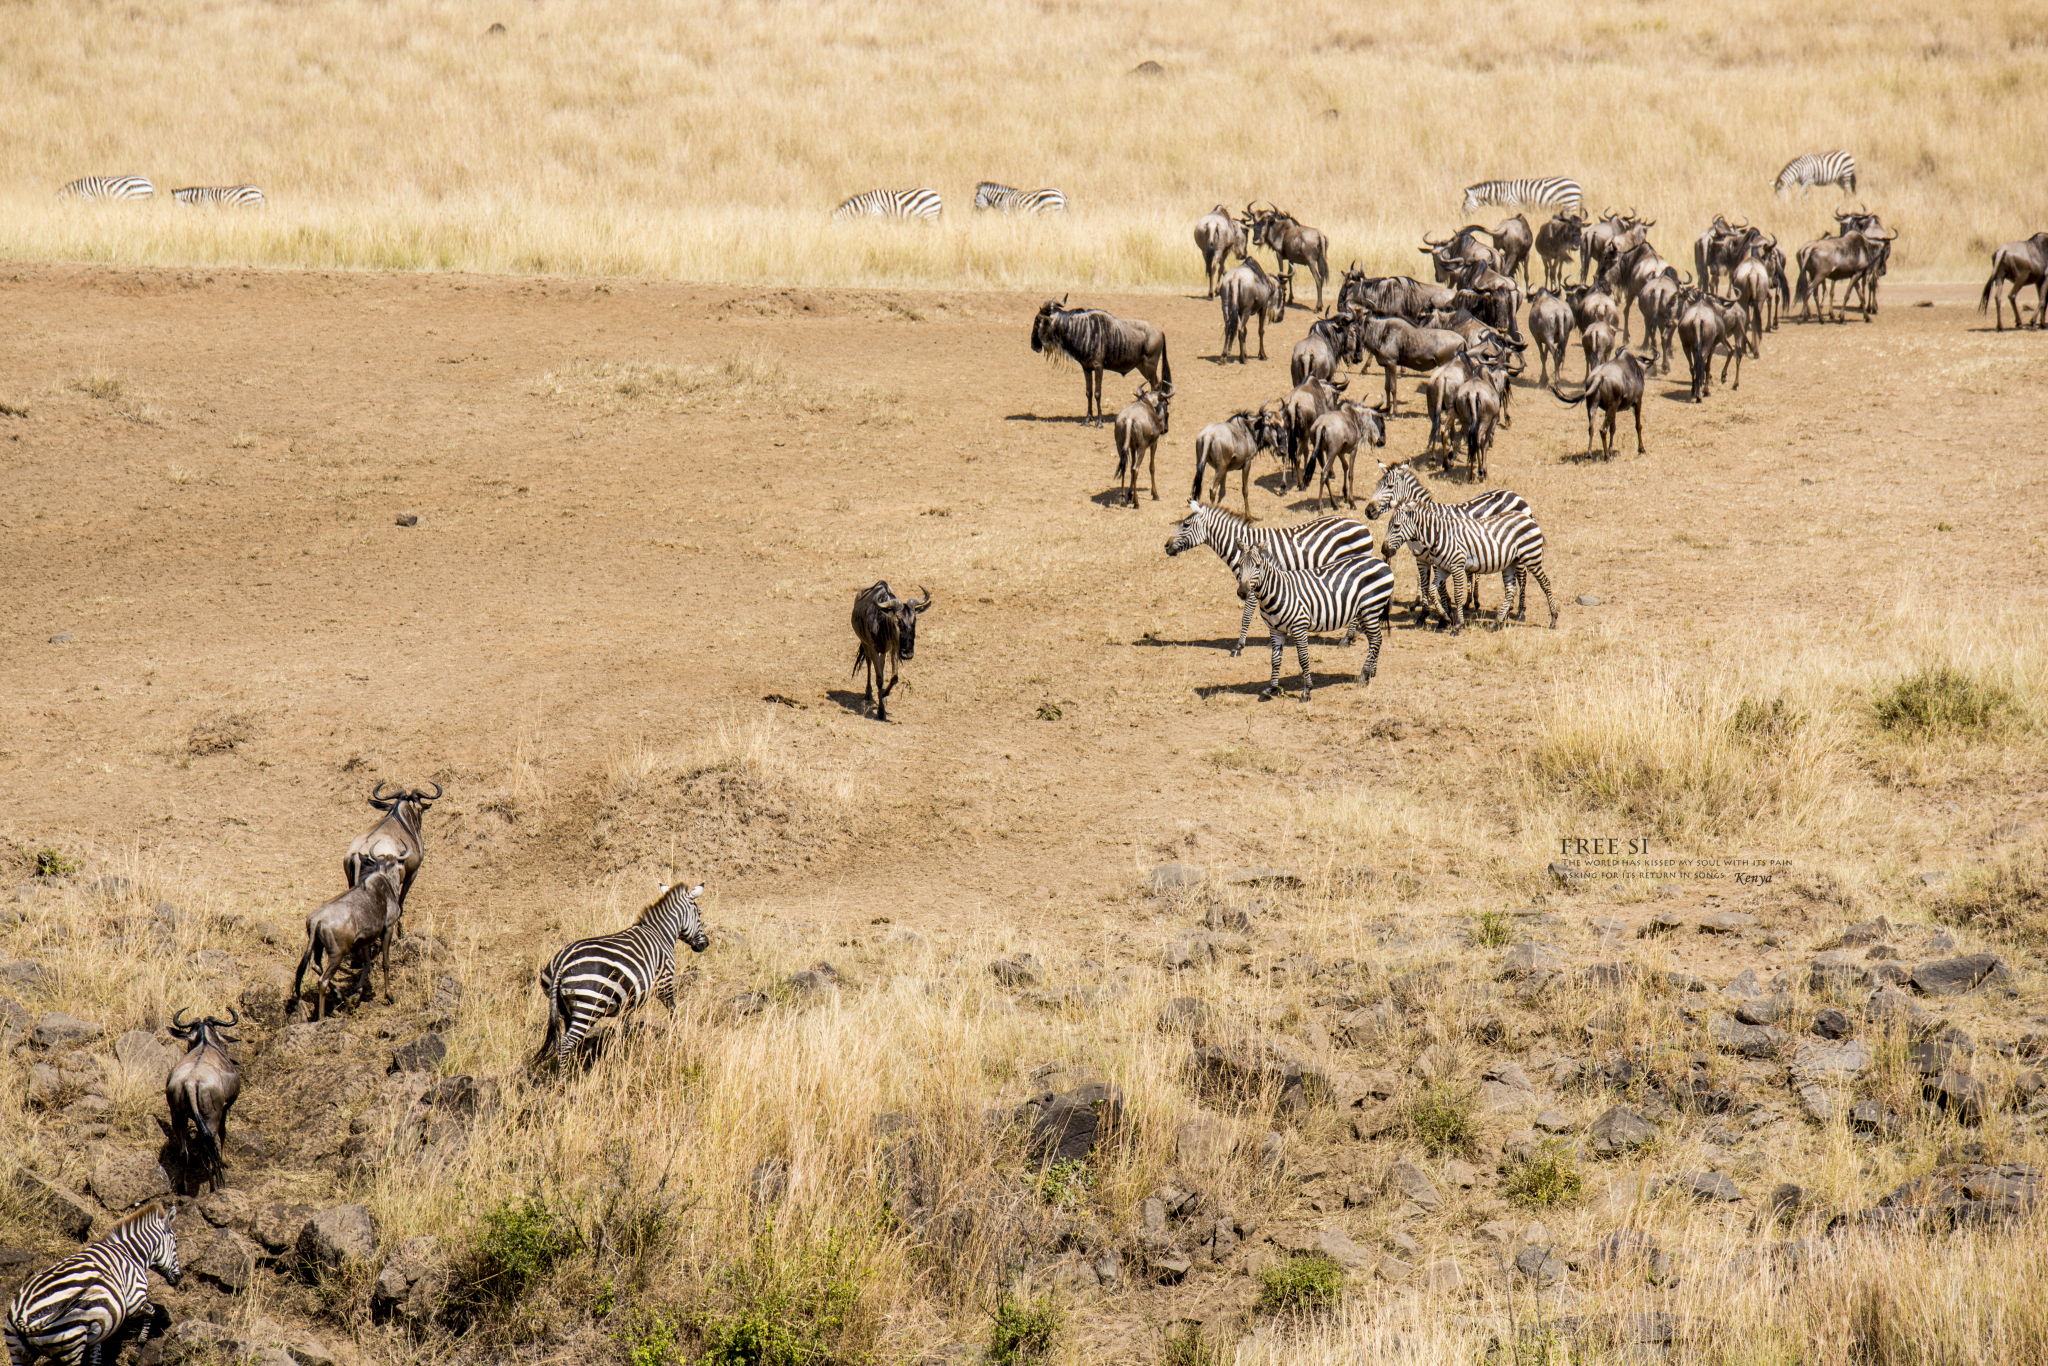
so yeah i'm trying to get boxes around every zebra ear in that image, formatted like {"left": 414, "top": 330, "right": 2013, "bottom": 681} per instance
{"left": 689, "top": 884, "right": 705, "bottom": 898}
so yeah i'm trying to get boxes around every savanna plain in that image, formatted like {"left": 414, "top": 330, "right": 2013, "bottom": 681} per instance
{"left": 4, "top": 2, "right": 2048, "bottom": 1365}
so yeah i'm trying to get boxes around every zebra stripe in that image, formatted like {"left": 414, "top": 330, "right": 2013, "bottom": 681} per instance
{"left": 1363, "top": 461, "right": 1533, "bottom": 617}
{"left": 533, "top": 882, "right": 709, "bottom": 1069}
{"left": 1164, "top": 500, "right": 1377, "bottom": 657}
{"left": 831, "top": 188, "right": 943, "bottom": 221}
{"left": 1383, "top": 500, "right": 1558, "bottom": 633}
{"left": 973, "top": 182, "right": 1066, "bottom": 215}
{"left": 55, "top": 176, "right": 154, "bottom": 203}
{"left": 172, "top": 185, "right": 266, "bottom": 208}
{"left": 1773, "top": 151, "right": 1856, "bottom": 197}
{"left": 5, "top": 1203, "right": 180, "bottom": 1366}
{"left": 1233, "top": 550, "right": 1395, "bottom": 700}
{"left": 1462, "top": 178, "right": 1583, "bottom": 215}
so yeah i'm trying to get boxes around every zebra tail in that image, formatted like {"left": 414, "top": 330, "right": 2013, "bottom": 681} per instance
{"left": 530, "top": 972, "right": 565, "bottom": 1071}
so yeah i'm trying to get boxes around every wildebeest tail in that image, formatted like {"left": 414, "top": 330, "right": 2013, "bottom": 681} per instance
{"left": 1159, "top": 343, "right": 1172, "bottom": 389}
{"left": 1979, "top": 268, "right": 1996, "bottom": 314}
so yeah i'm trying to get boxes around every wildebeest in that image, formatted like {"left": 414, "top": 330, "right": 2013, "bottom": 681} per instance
{"left": 1303, "top": 400, "right": 1386, "bottom": 509}
{"left": 1674, "top": 289, "right": 1731, "bottom": 402}
{"left": 1580, "top": 320, "right": 1618, "bottom": 376}
{"left": 851, "top": 581, "right": 933, "bottom": 722}
{"left": 1980, "top": 232, "right": 2048, "bottom": 331}
{"left": 1357, "top": 315, "right": 1470, "bottom": 412}
{"left": 1730, "top": 254, "right": 1775, "bottom": 340}
{"left": 1217, "top": 256, "right": 1289, "bottom": 362}
{"left": 1565, "top": 282, "right": 1621, "bottom": 336}
{"left": 1339, "top": 271, "right": 1454, "bottom": 322}
{"left": 1582, "top": 211, "right": 1651, "bottom": 284}
{"left": 1450, "top": 358, "right": 1511, "bottom": 482}
{"left": 158, "top": 1008, "right": 241, "bottom": 1192}
{"left": 1421, "top": 227, "right": 1502, "bottom": 283}
{"left": 1527, "top": 288, "right": 1574, "bottom": 386}
{"left": 1421, "top": 342, "right": 1507, "bottom": 461}
{"left": 1245, "top": 204, "right": 1330, "bottom": 311}
{"left": 1535, "top": 212, "right": 1584, "bottom": 289}
{"left": 1112, "top": 382, "right": 1174, "bottom": 507}
{"left": 1601, "top": 238, "right": 1676, "bottom": 343}
{"left": 1484, "top": 214, "right": 1534, "bottom": 284}
{"left": 1794, "top": 222, "right": 1894, "bottom": 323}
{"left": 293, "top": 856, "right": 406, "bottom": 1020}
{"left": 1030, "top": 298, "right": 1172, "bottom": 425}
{"left": 1552, "top": 348, "right": 1647, "bottom": 459}
{"left": 1290, "top": 312, "right": 1360, "bottom": 386}
{"left": 1195, "top": 206, "right": 1249, "bottom": 299}
{"left": 1693, "top": 216, "right": 1761, "bottom": 294}
{"left": 1192, "top": 409, "right": 1289, "bottom": 518}
{"left": 1279, "top": 374, "right": 1349, "bottom": 485}
{"left": 343, "top": 780, "right": 440, "bottom": 913}
{"left": 1633, "top": 272, "right": 1682, "bottom": 375}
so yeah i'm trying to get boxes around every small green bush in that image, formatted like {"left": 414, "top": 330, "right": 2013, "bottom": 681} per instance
{"left": 1502, "top": 1144, "right": 1584, "bottom": 1207}
{"left": 695, "top": 1226, "right": 876, "bottom": 1366}
{"left": 1409, "top": 1084, "right": 1480, "bottom": 1158}
{"left": 1931, "top": 846, "right": 2048, "bottom": 946}
{"left": 1473, "top": 910, "right": 1516, "bottom": 947}
{"left": 1038, "top": 1158, "right": 1094, "bottom": 1209}
{"left": 467, "top": 1195, "right": 580, "bottom": 1306}
{"left": 1161, "top": 1322, "right": 1223, "bottom": 1366}
{"left": 1257, "top": 1252, "right": 1344, "bottom": 1312}
{"left": 1873, "top": 667, "right": 2015, "bottom": 734}
{"left": 988, "top": 1292, "right": 1061, "bottom": 1366}
{"left": 33, "top": 848, "right": 80, "bottom": 878}
{"left": 1728, "top": 695, "right": 1804, "bottom": 746}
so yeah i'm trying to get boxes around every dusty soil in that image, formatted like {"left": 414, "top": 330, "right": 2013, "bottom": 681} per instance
{"left": 1, "top": 263, "right": 2044, "bottom": 946}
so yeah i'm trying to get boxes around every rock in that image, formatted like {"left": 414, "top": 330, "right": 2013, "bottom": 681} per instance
{"left": 1174, "top": 1117, "right": 1234, "bottom": 1175}
{"left": 1699, "top": 911, "right": 1757, "bottom": 934}
{"left": 750, "top": 1157, "right": 788, "bottom": 1208}
{"left": 1640, "top": 911, "right": 1687, "bottom": 937}
{"left": 1926, "top": 1070, "right": 1989, "bottom": 1125}
{"left": 1257, "top": 1130, "right": 1284, "bottom": 1173}
{"left": 163, "top": 1321, "right": 238, "bottom": 1363}
{"left": 429, "top": 973, "right": 463, "bottom": 1020}
{"left": 250, "top": 1201, "right": 313, "bottom": 1253}
{"left": 395, "top": 512, "right": 419, "bottom": 527}
{"left": 1376, "top": 1253, "right": 1413, "bottom": 1282}
{"left": 786, "top": 962, "right": 843, "bottom": 996}
{"left": 1534, "top": 1109, "right": 1572, "bottom": 1133}
{"left": 13, "top": 1169, "right": 95, "bottom": 1240}
{"left": 184, "top": 1225, "right": 259, "bottom": 1291}
{"left": 1267, "top": 953, "right": 1319, "bottom": 982}
{"left": 1911, "top": 954, "right": 2010, "bottom": 997}
{"left": 1907, "top": 1035, "right": 1972, "bottom": 1077}
{"left": 49, "top": 630, "right": 74, "bottom": 644}
{"left": 1587, "top": 1105, "right": 1659, "bottom": 1156}
{"left": 112, "top": 1030, "right": 175, "bottom": 1087}
{"left": 1720, "top": 968, "right": 1763, "bottom": 1000}
{"left": 1792, "top": 1039, "right": 1873, "bottom": 1085}
{"left": 1867, "top": 985, "right": 1933, "bottom": 1032}
{"left": 1027, "top": 1083, "right": 1123, "bottom": 1163}
{"left": 297, "top": 1203, "right": 379, "bottom": 1270}
{"left": 1189, "top": 1036, "right": 1328, "bottom": 1111}
{"left": 1386, "top": 1159, "right": 1443, "bottom": 1211}
{"left": 1444, "top": 1159, "right": 1479, "bottom": 1189}
{"left": 197, "top": 1187, "right": 252, "bottom": 1230}
{"left": 1575, "top": 595, "right": 1601, "bottom": 607}
{"left": 1515, "top": 1245, "right": 1568, "bottom": 1286}
{"left": 989, "top": 955, "right": 1044, "bottom": 988}
{"left": 1808, "top": 950, "right": 1871, "bottom": 991}
{"left": 1812, "top": 1008, "right": 1854, "bottom": 1040}
{"left": 1849, "top": 1101, "right": 1900, "bottom": 1138}
{"left": 1927, "top": 930, "right": 1958, "bottom": 952}
{"left": 1499, "top": 943, "right": 1566, "bottom": 980}
{"left": 1671, "top": 1170, "right": 1741, "bottom": 1202}
{"left": 1203, "top": 905, "right": 1249, "bottom": 933}
{"left": 0, "top": 960, "right": 49, "bottom": 993}
{"left": 90, "top": 1149, "right": 172, "bottom": 1210}
{"left": 1148, "top": 864, "right": 1204, "bottom": 893}
{"left": 1736, "top": 992, "right": 1795, "bottom": 1026}
{"left": 389, "top": 1033, "right": 446, "bottom": 1073}
{"left": 1709, "top": 1016, "right": 1788, "bottom": 1059}
{"left": 1156, "top": 997, "right": 1213, "bottom": 1034}
{"left": 238, "top": 979, "right": 287, "bottom": 1028}
{"left": 721, "top": 991, "right": 769, "bottom": 1020}
{"left": 1225, "top": 867, "right": 1302, "bottom": 888}
{"left": 1151, "top": 1251, "right": 1191, "bottom": 1283}
{"left": 31, "top": 1012, "right": 104, "bottom": 1049}
{"left": 1160, "top": 936, "right": 1216, "bottom": 971}
{"left": 1092, "top": 1249, "right": 1122, "bottom": 1290}
{"left": 1916, "top": 870, "right": 1949, "bottom": 888}
{"left": 1315, "top": 1227, "right": 1372, "bottom": 1270}
{"left": 1837, "top": 918, "right": 1893, "bottom": 947}
{"left": 188, "top": 949, "right": 236, "bottom": 977}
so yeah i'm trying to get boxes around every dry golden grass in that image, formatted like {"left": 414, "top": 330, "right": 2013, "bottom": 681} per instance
{"left": 1, "top": 0, "right": 2043, "bottom": 283}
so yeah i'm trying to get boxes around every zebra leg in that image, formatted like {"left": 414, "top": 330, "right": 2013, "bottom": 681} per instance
{"left": 1293, "top": 634, "right": 1315, "bottom": 702}
{"left": 1263, "top": 633, "right": 1285, "bottom": 699}
{"left": 1446, "top": 566, "right": 1468, "bottom": 635}
{"left": 1234, "top": 596, "right": 1254, "bottom": 658}
{"left": 1528, "top": 564, "right": 1560, "bottom": 628}
{"left": 1357, "top": 608, "right": 1383, "bottom": 685}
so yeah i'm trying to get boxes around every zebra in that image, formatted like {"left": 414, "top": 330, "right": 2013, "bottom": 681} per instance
{"left": 171, "top": 185, "right": 266, "bottom": 208}
{"left": 1362, "top": 461, "right": 1532, "bottom": 620}
{"left": 1461, "top": 178, "right": 1583, "bottom": 216}
{"left": 831, "top": 188, "right": 942, "bottom": 222}
{"left": 54, "top": 176, "right": 154, "bottom": 203}
{"left": 1163, "top": 499, "right": 1377, "bottom": 657}
{"left": 1773, "top": 151, "right": 1856, "bottom": 198}
{"left": 532, "top": 881, "right": 710, "bottom": 1071}
{"left": 5, "top": 1202, "right": 180, "bottom": 1366}
{"left": 973, "top": 182, "right": 1066, "bottom": 215}
{"left": 1232, "top": 546, "right": 1394, "bottom": 701}
{"left": 1383, "top": 500, "right": 1558, "bottom": 634}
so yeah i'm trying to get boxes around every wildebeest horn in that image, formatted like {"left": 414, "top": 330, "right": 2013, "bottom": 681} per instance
{"left": 217, "top": 1007, "right": 239, "bottom": 1028}
{"left": 420, "top": 781, "right": 443, "bottom": 802}
{"left": 912, "top": 586, "right": 933, "bottom": 612}
{"left": 370, "top": 780, "right": 395, "bottom": 804}
{"left": 173, "top": 1007, "right": 192, "bottom": 1030}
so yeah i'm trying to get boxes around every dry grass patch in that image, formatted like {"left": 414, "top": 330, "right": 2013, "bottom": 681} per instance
{"left": 534, "top": 352, "right": 907, "bottom": 427}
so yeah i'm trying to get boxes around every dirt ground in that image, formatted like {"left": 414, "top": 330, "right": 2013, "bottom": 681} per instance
{"left": 2, "top": 262, "right": 2045, "bottom": 958}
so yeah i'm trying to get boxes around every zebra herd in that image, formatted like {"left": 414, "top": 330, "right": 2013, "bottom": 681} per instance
{"left": 831, "top": 181, "right": 1066, "bottom": 221}
{"left": 55, "top": 176, "right": 266, "bottom": 207}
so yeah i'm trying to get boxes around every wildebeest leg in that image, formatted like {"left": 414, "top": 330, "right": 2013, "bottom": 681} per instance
{"left": 1147, "top": 444, "right": 1158, "bottom": 501}
{"left": 874, "top": 656, "right": 897, "bottom": 722}
{"left": 1239, "top": 463, "right": 1253, "bottom": 520}
{"left": 1630, "top": 399, "right": 1644, "bottom": 455}
{"left": 1586, "top": 402, "right": 1597, "bottom": 459}
{"left": 1383, "top": 363, "right": 1398, "bottom": 412}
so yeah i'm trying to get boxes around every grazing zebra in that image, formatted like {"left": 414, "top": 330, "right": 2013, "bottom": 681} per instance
{"left": 831, "top": 188, "right": 943, "bottom": 222}
{"left": 5, "top": 1202, "right": 180, "bottom": 1366}
{"left": 1383, "top": 500, "right": 1558, "bottom": 634}
{"left": 973, "top": 182, "right": 1066, "bottom": 215}
{"left": 532, "top": 882, "right": 709, "bottom": 1071}
{"left": 1773, "top": 151, "right": 1856, "bottom": 198}
{"left": 171, "top": 185, "right": 266, "bottom": 208}
{"left": 1163, "top": 499, "right": 1376, "bottom": 656}
{"left": 1232, "top": 547, "right": 1394, "bottom": 701}
{"left": 54, "top": 176, "right": 154, "bottom": 203}
{"left": 1462, "top": 177, "right": 1583, "bottom": 216}
{"left": 1363, "top": 461, "right": 1532, "bottom": 619}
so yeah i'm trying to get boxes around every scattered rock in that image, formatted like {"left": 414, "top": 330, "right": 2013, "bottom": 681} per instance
{"left": 989, "top": 955, "right": 1044, "bottom": 988}
{"left": 1640, "top": 911, "right": 1687, "bottom": 937}
{"left": 395, "top": 512, "right": 419, "bottom": 527}
{"left": 13, "top": 1169, "right": 94, "bottom": 1240}
{"left": 1160, "top": 936, "right": 1216, "bottom": 971}
{"left": 1514, "top": 1245, "right": 1568, "bottom": 1286}
{"left": 90, "top": 1149, "right": 172, "bottom": 1210}
{"left": 31, "top": 1012, "right": 104, "bottom": 1049}
{"left": 1575, "top": 595, "right": 1601, "bottom": 607}
{"left": 250, "top": 1202, "right": 314, "bottom": 1254}
{"left": 1849, "top": 1101, "right": 1901, "bottom": 1138}
{"left": 1499, "top": 943, "right": 1566, "bottom": 979}
{"left": 1534, "top": 1109, "right": 1572, "bottom": 1133}
{"left": 1866, "top": 985, "right": 1934, "bottom": 1032}
{"left": 187, "top": 948, "right": 236, "bottom": 977}
{"left": 1174, "top": 1117, "right": 1234, "bottom": 1175}
{"left": 1669, "top": 1170, "right": 1741, "bottom": 1202}
{"left": 429, "top": 973, "right": 463, "bottom": 1021}
{"left": 1202, "top": 905, "right": 1249, "bottom": 933}
{"left": 390, "top": 1033, "right": 446, "bottom": 1073}
{"left": 1225, "top": 867, "right": 1302, "bottom": 888}
{"left": 1148, "top": 864, "right": 1203, "bottom": 893}
{"left": 1385, "top": 1159, "right": 1443, "bottom": 1211}
{"left": 1792, "top": 1039, "right": 1873, "bottom": 1085}
{"left": 1546, "top": 862, "right": 1582, "bottom": 887}
{"left": 1699, "top": 911, "right": 1757, "bottom": 934}
{"left": 1709, "top": 1016, "right": 1788, "bottom": 1059}
{"left": 238, "top": 979, "right": 286, "bottom": 1028}
{"left": 1129, "top": 59, "right": 1166, "bottom": 76}
{"left": 1587, "top": 1105, "right": 1659, "bottom": 1156}
{"left": 1156, "top": 997, "right": 1214, "bottom": 1034}
{"left": 1256, "top": 1130, "right": 1284, "bottom": 1173}
{"left": 1720, "top": 968, "right": 1763, "bottom": 1000}
{"left": 1189, "top": 1036, "right": 1328, "bottom": 1111}
{"left": 1026, "top": 1083, "right": 1123, "bottom": 1163}
{"left": 1916, "top": 870, "right": 1949, "bottom": 888}
{"left": 297, "top": 1204, "right": 379, "bottom": 1270}
{"left": 1812, "top": 1008, "right": 1854, "bottom": 1040}
{"left": 113, "top": 1030, "right": 175, "bottom": 1087}
{"left": 1808, "top": 950, "right": 1871, "bottom": 991}
{"left": 48, "top": 630, "right": 74, "bottom": 645}
{"left": 184, "top": 1225, "right": 259, "bottom": 1291}
{"left": 1735, "top": 992, "right": 1794, "bottom": 1026}
{"left": 1911, "top": 954, "right": 2010, "bottom": 997}
{"left": 1376, "top": 1252, "right": 1414, "bottom": 1282}
{"left": 1907, "top": 1033, "right": 1972, "bottom": 1077}
{"left": 1926, "top": 1070, "right": 1989, "bottom": 1125}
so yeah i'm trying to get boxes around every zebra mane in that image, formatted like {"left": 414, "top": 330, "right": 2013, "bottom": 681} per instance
{"left": 108, "top": 1200, "right": 174, "bottom": 1235}
{"left": 635, "top": 883, "right": 693, "bottom": 925}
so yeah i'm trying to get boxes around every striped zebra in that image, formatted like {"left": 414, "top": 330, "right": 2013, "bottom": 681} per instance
{"left": 172, "top": 185, "right": 266, "bottom": 208}
{"left": 831, "top": 188, "right": 943, "bottom": 222}
{"left": 1164, "top": 499, "right": 1377, "bottom": 657}
{"left": 1773, "top": 151, "right": 1856, "bottom": 198}
{"left": 1233, "top": 547, "right": 1394, "bottom": 701}
{"left": 1462, "top": 177, "right": 1582, "bottom": 216}
{"left": 1363, "top": 461, "right": 1532, "bottom": 619}
{"left": 54, "top": 176, "right": 154, "bottom": 203}
{"left": 1383, "top": 500, "right": 1558, "bottom": 634}
{"left": 5, "top": 1202, "right": 180, "bottom": 1366}
{"left": 532, "top": 881, "right": 709, "bottom": 1071}
{"left": 973, "top": 182, "right": 1066, "bottom": 215}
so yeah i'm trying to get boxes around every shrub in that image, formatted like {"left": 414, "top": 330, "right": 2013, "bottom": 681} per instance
{"left": 32, "top": 848, "right": 80, "bottom": 878}
{"left": 1873, "top": 667, "right": 2014, "bottom": 734}
{"left": 1729, "top": 695, "right": 1805, "bottom": 746}
{"left": 1502, "top": 1144, "right": 1584, "bottom": 1207}
{"left": 1931, "top": 846, "right": 2048, "bottom": 945}
{"left": 1257, "top": 1252, "right": 1344, "bottom": 1312}
{"left": 1409, "top": 1084, "right": 1480, "bottom": 1158}
{"left": 694, "top": 1226, "right": 878, "bottom": 1366}
{"left": 463, "top": 1194, "right": 580, "bottom": 1306}
{"left": 1473, "top": 910, "right": 1516, "bottom": 948}
{"left": 988, "top": 1292, "right": 1061, "bottom": 1366}
{"left": 1161, "top": 1322, "right": 1223, "bottom": 1366}
{"left": 1038, "top": 1158, "right": 1094, "bottom": 1209}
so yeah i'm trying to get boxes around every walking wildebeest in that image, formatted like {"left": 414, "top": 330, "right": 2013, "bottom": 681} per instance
{"left": 343, "top": 780, "right": 440, "bottom": 916}
{"left": 1030, "top": 297, "right": 1171, "bottom": 425}
{"left": 1979, "top": 232, "right": 2048, "bottom": 331}
{"left": 1112, "top": 381, "right": 1173, "bottom": 506}
{"left": 851, "top": 581, "right": 933, "bottom": 722}
{"left": 1195, "top": 206, "right": 1249, "bottom": 299}
{"left": 1552, "top": 348, "right": 1647, "bottom": 459}
{"left": 1217, "top": 256, "right": 1288, "bottom": 362}
{"left": 1192, "top": 409, "right": 1289, "bottom": 518}
{"left": 1245, "top": 204, "right": 1331, "bottom": 312}
{"left": 158, "top": 1008, "right": 241, "bottom": 1192}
